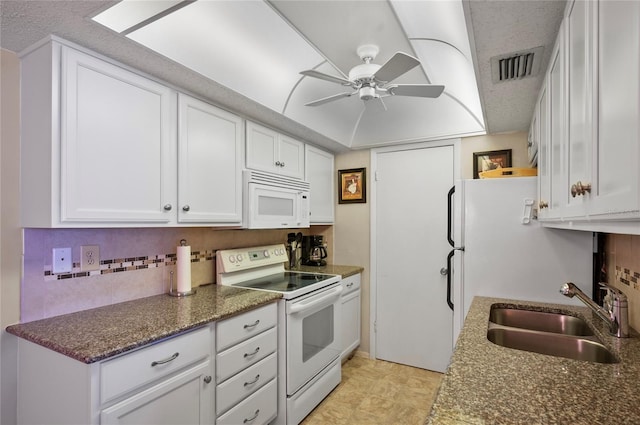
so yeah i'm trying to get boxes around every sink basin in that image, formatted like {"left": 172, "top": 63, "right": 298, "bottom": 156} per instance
{"left": 489, "top": 307, "right": 594, "bottom": 336}
{"left": 487, "top": 327, "right": 618, "bottom": 364}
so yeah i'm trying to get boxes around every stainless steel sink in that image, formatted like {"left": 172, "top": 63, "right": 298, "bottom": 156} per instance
{"left": 487, "top": 327, "right": 618, "bottom": 364}
{"left": 487, "top": 305, "right": 618, "bottom": 364}
{"left": 489, "top": 307, "right": 594, "bottom": 336}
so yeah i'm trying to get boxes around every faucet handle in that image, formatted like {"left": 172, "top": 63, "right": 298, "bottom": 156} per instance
{"left": 598, "top": 282, "right": 627, "bottom": 301}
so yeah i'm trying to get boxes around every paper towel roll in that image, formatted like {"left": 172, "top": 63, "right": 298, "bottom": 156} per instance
{"left": 176, "top": 243, "right": 192, "bottom": 294}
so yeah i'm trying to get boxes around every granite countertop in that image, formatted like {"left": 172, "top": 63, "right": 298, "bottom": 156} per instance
{"left": 427, "top": 296, "right": 640, "bottom": 425}
{"left": 290, "top": 264, "right": 364, "bottom": 278}
{"left": 6, "top": 284, "right": 280, "bottom": 364}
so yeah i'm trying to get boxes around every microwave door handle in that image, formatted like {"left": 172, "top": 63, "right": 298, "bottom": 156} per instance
{"left": 288, "top": 286, "right": 343, "bottom": 314}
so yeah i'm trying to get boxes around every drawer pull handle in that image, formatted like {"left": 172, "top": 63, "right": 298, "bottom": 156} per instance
{"left": 244, "top": 374, "right": 260, "bottom": 387}
{"left": 244, "top": 319, "right": 260, "bottom": 329}
{"left": 244, "top": 409, "right": 260, "bottom": 423}
{"left": 151, "top": 352, "right": 179, "bottom": 367}
{"left": 244, "top": 347, "right": 260, "bottom": 358}
{"left": 346, "top": 282, "right": 354, "bottom": 288}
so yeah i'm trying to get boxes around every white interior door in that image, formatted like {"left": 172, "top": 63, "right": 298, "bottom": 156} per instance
{"left": 374, "top": 143, "right": 455, "bottom": 372}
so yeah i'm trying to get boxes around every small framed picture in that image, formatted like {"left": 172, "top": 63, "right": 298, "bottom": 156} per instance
{"left": 473, "top": 149, "right": 512, "bottom": 179}
{"left": 338, "top": 168, "right": 366, "bottom": 204}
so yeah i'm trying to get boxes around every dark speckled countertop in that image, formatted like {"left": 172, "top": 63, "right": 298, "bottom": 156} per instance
{"left": 6, "top": 284, "right": 280, "bottom": 364}
{"left": 427, "top": 296, "right": 640, "bottom": 424}
{"left": 290, "top": 264, "right": 364, "bottom": 278}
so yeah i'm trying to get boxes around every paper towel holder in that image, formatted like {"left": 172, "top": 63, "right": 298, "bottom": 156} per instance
{"left": 169, "top": 270, "right": 197, "bottom": 297}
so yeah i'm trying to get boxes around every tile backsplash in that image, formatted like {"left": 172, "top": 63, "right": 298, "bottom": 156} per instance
{"left": 22, "top": 226, "right": 332, "bottom": 322}
{"left": 605, "top": 233, "right": 640, "bottom": 332}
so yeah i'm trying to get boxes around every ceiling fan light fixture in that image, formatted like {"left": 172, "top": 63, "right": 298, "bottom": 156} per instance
{"left": 359, "top": 86, "right": 377, "bottom": 101}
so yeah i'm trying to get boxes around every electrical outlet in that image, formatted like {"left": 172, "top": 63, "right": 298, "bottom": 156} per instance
{"left": 80, "top": 245, "right": 100, "bottom": 272}
{"left": 52, "top": 247, "right": 72, "bottom": 274}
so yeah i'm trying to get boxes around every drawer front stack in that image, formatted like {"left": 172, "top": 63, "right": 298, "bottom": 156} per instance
{"left": 215, "top": 303, "right": 278, "bottom": 425}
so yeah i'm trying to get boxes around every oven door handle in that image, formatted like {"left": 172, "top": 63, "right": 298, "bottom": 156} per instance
{"left": 287, "top": 286, "right": 343, "bottom": 315}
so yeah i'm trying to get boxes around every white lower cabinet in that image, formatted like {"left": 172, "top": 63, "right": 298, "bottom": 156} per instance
{"left": 341, "top": 273, "right": 361, "bottom": 361}
{"left": 101, "top": 361, "right": 212, "bottom": 425}
{"left": 16, "top": 325, "right": 214, "bottom": 425}
{"left": 215, "top": 303, "right": 278, "bottom": 425}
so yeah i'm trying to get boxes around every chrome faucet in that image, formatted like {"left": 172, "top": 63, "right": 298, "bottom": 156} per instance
{"left": 560, "top": 282, "right": 629, "bottom": 338}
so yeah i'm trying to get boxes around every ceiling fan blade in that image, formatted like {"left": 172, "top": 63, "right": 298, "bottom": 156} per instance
{"left": 387, "top": 84, "right": 445, "bottom": 98}
{"left": 300, "top": 70, "right": 352, "bottom": 86}
{"left": 373, "top": 52, "right": 420, "bottom": 83}
{"left": 304, "top": 91, "right": 356, "bottom": 107}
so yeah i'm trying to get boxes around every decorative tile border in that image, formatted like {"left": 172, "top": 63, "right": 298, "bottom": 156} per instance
{"left": 615, "top": 266, "right": 640, "bottom": 291}
{"left": 44, "top": 250, "right": 216, "bottom": 281}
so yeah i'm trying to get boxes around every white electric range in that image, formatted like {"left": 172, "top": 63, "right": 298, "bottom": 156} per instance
{"left": 216, "top": 244, "right": 342, "bottom": 425}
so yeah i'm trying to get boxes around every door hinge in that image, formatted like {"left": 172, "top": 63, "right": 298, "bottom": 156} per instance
{"left": 374, "top": 320, "right": 377, "bottom": 333}
{"left": 375, "top": 170, "right": 379, "bottom": 181}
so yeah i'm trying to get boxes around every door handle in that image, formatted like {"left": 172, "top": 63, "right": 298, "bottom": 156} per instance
{"left": 447, "top": 186, "right": 455, "bottom": 248}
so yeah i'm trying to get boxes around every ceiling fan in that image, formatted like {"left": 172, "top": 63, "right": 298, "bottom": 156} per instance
{"left": 300, "top": 44, "right": 445, "bottom": 107}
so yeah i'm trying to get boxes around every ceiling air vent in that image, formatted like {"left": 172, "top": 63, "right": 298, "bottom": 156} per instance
{"left": 490, "top": 46, "right": 544, "bottom": 83}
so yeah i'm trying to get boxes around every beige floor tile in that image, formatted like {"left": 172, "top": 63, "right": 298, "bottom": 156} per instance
{"left": 300, "top": 357, "right": 443, "bottom": 425}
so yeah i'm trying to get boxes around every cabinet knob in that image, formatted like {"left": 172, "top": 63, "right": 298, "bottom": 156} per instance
{"left": 163, "top": 204, "right": 172, "bottom": 211}
{"left": 275, "top": 161, "right": 282, "bottom": 167}
{"left": 570, "top": 181, "right": 592, "bottom": 198}
{"left": 182, "top": 205, "right": 190, "bottom": 212}
{"left": 539, "top": 201, "right": 549, "bottom": 209}
{"left": 280, "top": 161, "right": 285, "bottom": 167}
{"left": 203, "top": 375, "right": 212, "bottom": 384}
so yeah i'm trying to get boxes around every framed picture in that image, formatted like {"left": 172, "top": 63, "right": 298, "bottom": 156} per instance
{"left": 473, "top": 149, "right": 512, "bottom": 179}
{"left": 338, "top": 168, "right": 366, "bottom": 204}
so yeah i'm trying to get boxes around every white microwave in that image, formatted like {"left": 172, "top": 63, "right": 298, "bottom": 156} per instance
{"left": 243, "top": 170, "right": 310, "bottom": 229}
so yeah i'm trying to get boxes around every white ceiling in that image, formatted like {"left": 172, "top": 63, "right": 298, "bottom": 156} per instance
{"left": 0, "top": 0, "right": 566, "bottom": 153}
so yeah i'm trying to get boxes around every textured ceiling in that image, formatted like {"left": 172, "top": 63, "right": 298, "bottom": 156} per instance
{"left": 0, "top": 0, "right": 566, "bottom": 151}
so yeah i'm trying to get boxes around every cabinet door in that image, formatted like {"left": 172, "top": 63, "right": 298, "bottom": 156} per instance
{"left": 341, "top": 274, "right": 361, "bottom": 361}
{"left": 537, "top": 82, "right": 551, "bottom": 219}
{"left": 589, "top": 0, "right": 640, "bottom": 217}
{"left": 565, "top": 0, "right": 593, "bottom": 216}
{"left": 246, "top": 121, "right": 278, "bottom": 174}
{"left": 305, "top": 145, "right": 335, "bottom": 223}
{"left": 61, "top": 46, "right": 176, "bottom": 223}
{"left": 278, "top": 135, "right": 305, "bottom": 179}
{"left": 178, "top": 94, "right": 243, "bottom": 224}
{"left": 548, "top": 23, "right": 568, "bottom": 217}
{"left": 101, "top": 361, "right": 213, "bottom": 425}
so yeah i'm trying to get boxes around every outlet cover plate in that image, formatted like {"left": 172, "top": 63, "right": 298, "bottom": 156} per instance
{"left": 80, "top": 245, "right": 100, "bottom": 272}
{"left": 52, "top": 247, "right": 72, "bottom": 274}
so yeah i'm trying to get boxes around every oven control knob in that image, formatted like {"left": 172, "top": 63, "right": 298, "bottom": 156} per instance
{"left": 229, "top": 256, "right": 236, "bottom": 263}
{"left": 278, "top": 248, "right": 284, "bottom": 255}
{"left": 263, "top": 250, "right": 270, "bottom": 258}
{"left": 236, "top": 254, "right": 243, "bottom": 262}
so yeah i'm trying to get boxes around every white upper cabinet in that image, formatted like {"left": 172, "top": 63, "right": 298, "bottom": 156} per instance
{"left": 565, "top": 0, "right": 593, "bottom": 217}
{"left": 536, "top": 0, "right": 640, "bottom": 232}
{"left": 246, "top": 121, "right": 304, "bottom": 179}
{"left": 21, "top": 39, "right": 176, "bottom": 227}
{"left": 177, "top": 94, "right": 243, "bottom": 224}
{"left": 305, "top": 145, "right": 335, "bottom": 224}
{"left": 20, "top": 38, "right": 245, "bottom": 227}
{"left": 589, "top": 0, "right": 640, "bottom": 218}
{"left": 548, "top": 22, "right": 568, "bottom": 218}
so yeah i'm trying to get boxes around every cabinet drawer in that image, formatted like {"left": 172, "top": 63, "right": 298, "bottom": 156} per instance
{"left": 216, "top": 379, "right": 277, "bottom": 425}
{"left": 216, "top": 352, "right": 277, "bottom": 416}
{"left": 341, "top": 274, "right": 361, "bottom": 296}
{"left": 216, "top": 328, "right": 277, "bottom": 383}
{"left": 101, "top": 326, "right": 211, "bottom": 404}
{"left": 216, "top": 303, "right": 277, "bottom": 352}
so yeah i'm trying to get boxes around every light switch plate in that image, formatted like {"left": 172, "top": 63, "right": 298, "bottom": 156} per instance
{"left": 52, "top": 247, "right": 72, "bottom": 274}
{"left": 80, "top": 245, "right": 100, "bottom": 272}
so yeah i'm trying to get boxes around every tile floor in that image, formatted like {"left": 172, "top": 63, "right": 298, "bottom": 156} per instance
{"left": 301, "top": 356, "right": 443, "bottom": 425}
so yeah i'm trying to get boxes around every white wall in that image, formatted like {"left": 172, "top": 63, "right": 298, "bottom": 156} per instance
{"left": 1, "top": 48, "right": 21, "bottom": 425}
